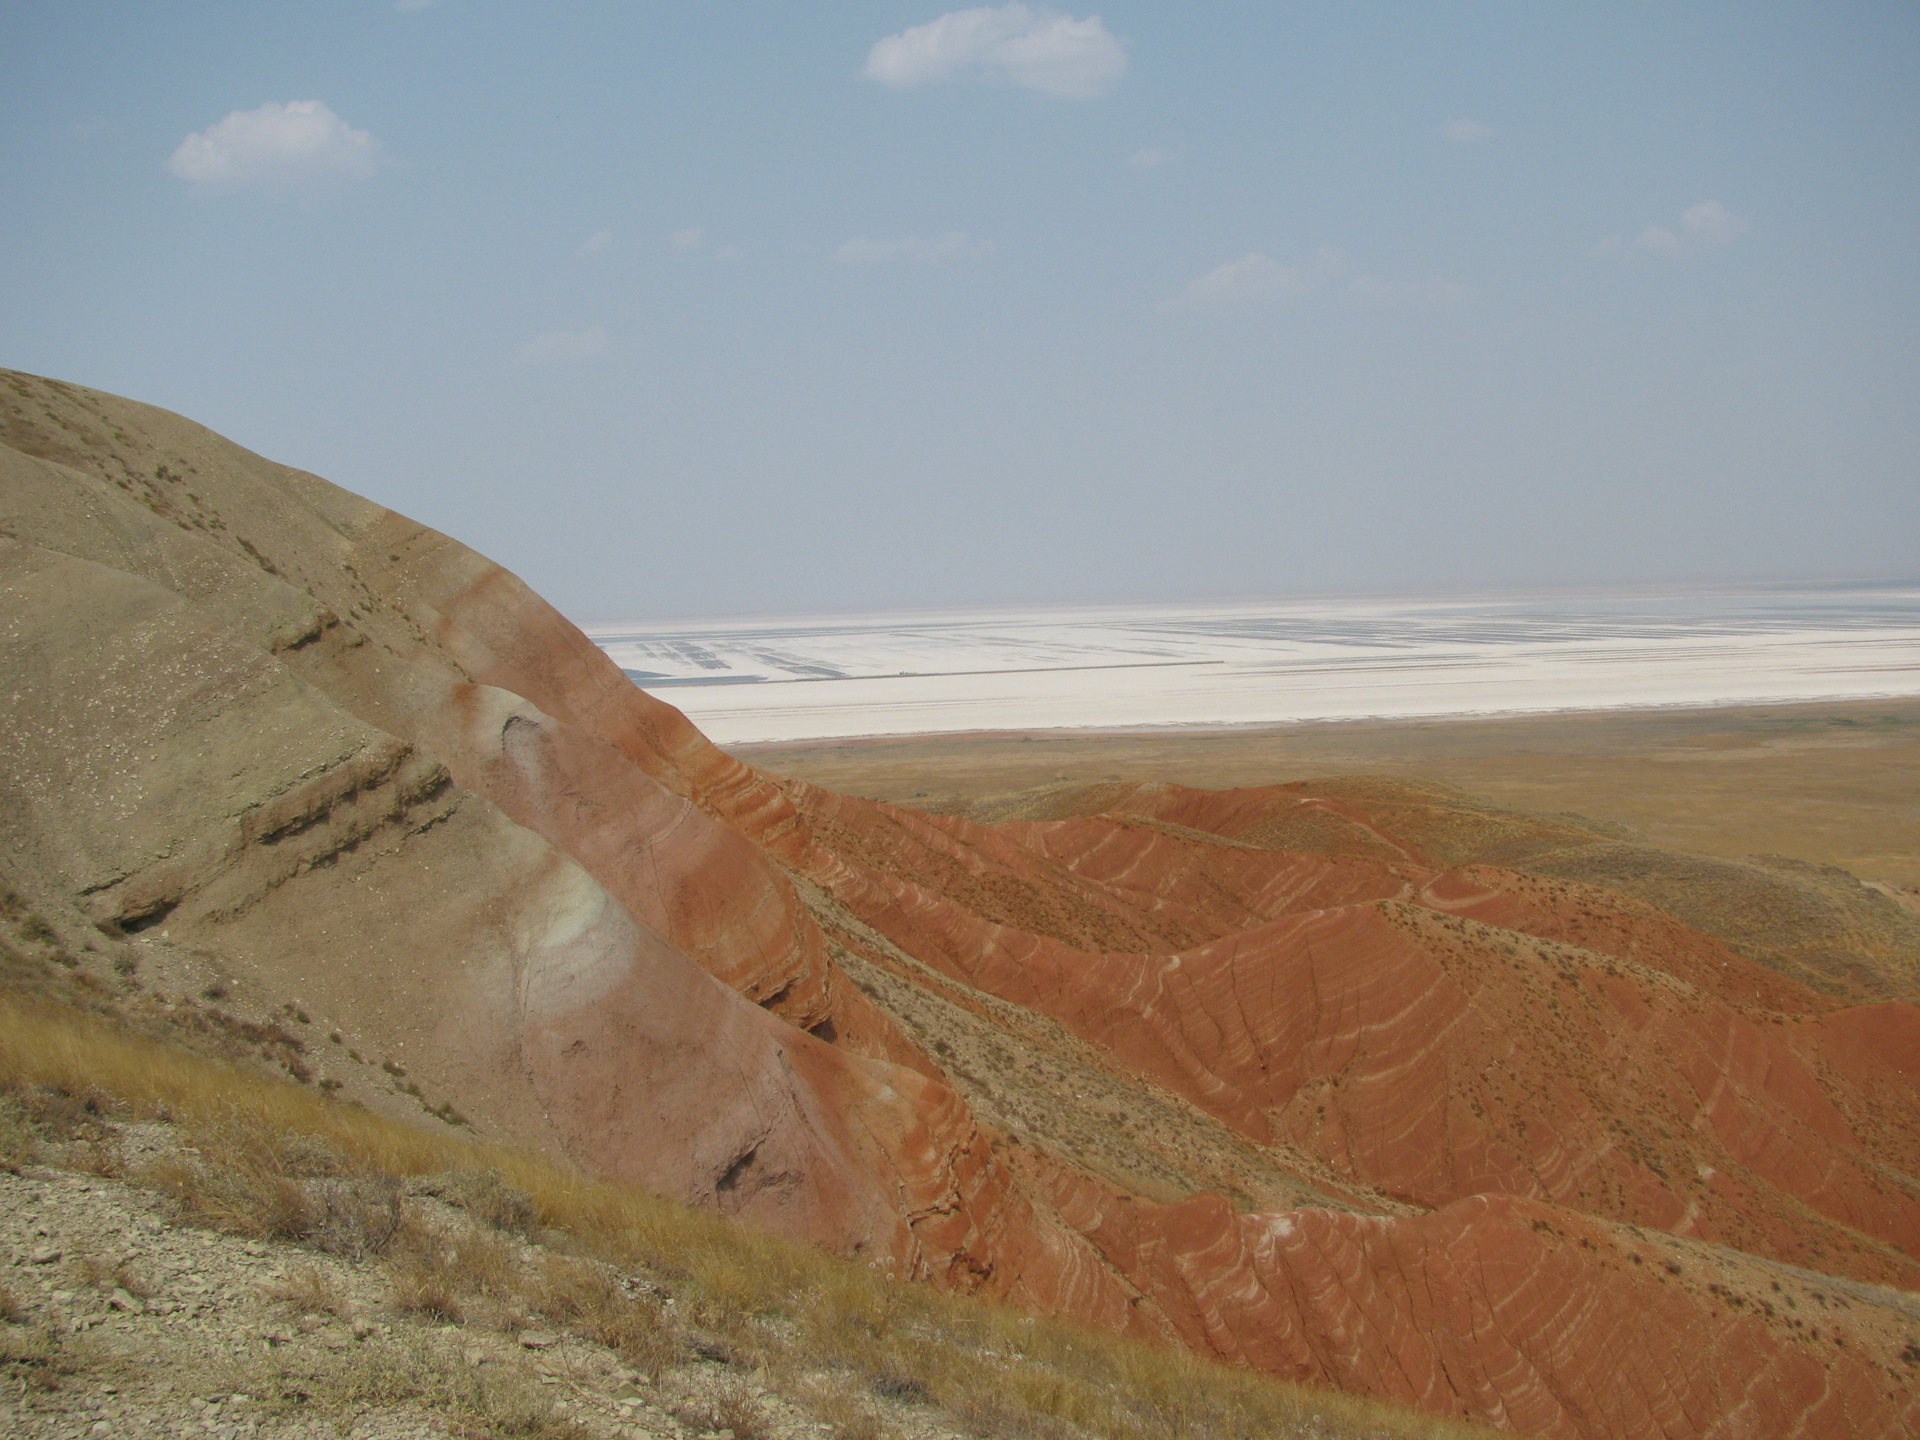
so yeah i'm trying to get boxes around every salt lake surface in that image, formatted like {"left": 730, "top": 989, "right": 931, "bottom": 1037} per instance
{"left": 584, "top": 584, "right": 1920, "bottom": 746}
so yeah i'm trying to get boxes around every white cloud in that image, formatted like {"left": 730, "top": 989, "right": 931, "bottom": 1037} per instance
{"left": 1675, "top": 199, "right": 1746, "bottom": 246}
{"left": 1445, "top": 118, "right": 1496, "bottom": 144}
{"left": 864, "top": 5, "right": 1126, "bottom": 99}
{"left": 169, "top": 101, "right": 383, "bottom": 199}
{"left": 580, "top": 230, "right": 613, "bottom": 256}
{"left": 1345, "top": 273, "right": 1469, "bottom": 308}
{"left": 512, "top": 326, "right": 610, "bottom": 366}
{"left": 834, "top": 231, "right": 989, "bottom": 263}
{"left": 1127, "top": 145, "right": 1179, "bottom": 169}
{"left": 1599, "top": 200, "right": 1748, "bottom": 259}
{"left": 670, "top": 227, "right": 704, "bottom": 250}
{"left": 1161, "top": 249, "right": 1346, "bottom": 314}
{"left": 1163, "top": 248, "right": 1465, "bottom": 315}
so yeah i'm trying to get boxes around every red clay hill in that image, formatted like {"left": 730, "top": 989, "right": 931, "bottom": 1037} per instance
{"left": 3, "top": 369, "right": 1917, "bottom": 1439}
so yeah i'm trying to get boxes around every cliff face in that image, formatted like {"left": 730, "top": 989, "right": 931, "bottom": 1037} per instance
{"left": 3, "top": 370, "right": 1917, "bottom": 1439}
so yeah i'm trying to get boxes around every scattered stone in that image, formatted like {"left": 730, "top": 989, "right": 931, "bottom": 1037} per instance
{"left": 519, "top": 1329, "right": 559, "bottom": 1349}
{"left": 29, "top": 1244, "right": 61, "bottom": 1264}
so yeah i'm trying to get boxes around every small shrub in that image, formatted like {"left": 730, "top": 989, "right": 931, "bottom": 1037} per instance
{"left": 870, "top": 1371, "right": 929, "bottom": 1405}
{"left": 12, "top": 1084, "right": 111, "bottom": 1141}
{"left": 416, "top": 1168, "right": 536, "bottom": 1235}
{"left": 231, "top": 1332, "right": 586, "bottom": 1439}
{"left": 716, "top": 1385, "right": 768, "bottom": 1440}
{"left": 0, "top": 1099, "right": 39, "bottom": 1171}
{"left": 270, "top": 1263, "right": 348, "bottom": 1319}
{"left": 389, "top": 1257, "right": 463, "bottom": 1324}
{"left": 669, "top": 1399, "right": 724, "bottom": 1433}
{"left": 534, "top": 1255, "right": 678, "bottom": 1376}
{"left": 796, "top": 1377, "right": 883, "bottom": 1440}
{"left": 67, "top": 1247, "right": 151, "bottom": 1299}
{"left": 67, "top": 1133, "right": 124, "bottom": 1177}
{"left": 304, "top": 1176, "right": 403, "bottom": 1259}
{"left": 0, "top": 1322, "right": 84, "bottom": 1393}
{"left": 142, "top": 1119, "right": 400, "bottom": 1258}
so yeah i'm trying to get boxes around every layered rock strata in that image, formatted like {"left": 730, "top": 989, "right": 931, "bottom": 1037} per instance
{"left": 2, "top": 370, "right": 1916, "bottom": 1439}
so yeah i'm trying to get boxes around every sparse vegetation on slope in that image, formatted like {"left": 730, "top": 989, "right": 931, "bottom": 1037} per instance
{"left": 0, "top": 988, "right": 1493, "bottom": 1440}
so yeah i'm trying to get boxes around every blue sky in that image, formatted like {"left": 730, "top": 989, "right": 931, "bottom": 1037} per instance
{"left": 2, "top": 3, "right": 1916, "bottom": 620}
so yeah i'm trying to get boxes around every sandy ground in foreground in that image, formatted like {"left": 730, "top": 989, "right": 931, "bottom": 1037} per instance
{"left": 736, "top": 696, "right": 1920, "bottom": 889}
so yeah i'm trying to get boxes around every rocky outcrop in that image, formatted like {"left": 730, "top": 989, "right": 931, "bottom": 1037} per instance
{"left": 4, "top": 370, "right": 1917, "bottom": 1439}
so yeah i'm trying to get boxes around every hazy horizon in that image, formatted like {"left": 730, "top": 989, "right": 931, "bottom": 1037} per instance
{"left": 4, "top": 4, "right": 1917, "bottom": 621}
{"left": 575, "top": 571, "right": 1920, "bottom": 630}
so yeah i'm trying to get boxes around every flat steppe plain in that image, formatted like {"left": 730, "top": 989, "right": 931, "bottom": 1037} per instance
{"left": 739, "top": 695, "right": 1920, "bottom": 890}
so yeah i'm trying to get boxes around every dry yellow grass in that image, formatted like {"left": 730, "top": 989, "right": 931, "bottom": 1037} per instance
{"left": 0, "top": 990, "right": 1502, "bottom": 1440}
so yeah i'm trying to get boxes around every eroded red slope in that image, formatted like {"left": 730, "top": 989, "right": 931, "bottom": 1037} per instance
{"left": 8, "top": 372, "right": 1917, "bottom": 1440}
{"left": 352, "top": 548, "right": 1920, "bottom": 1438}
{"left": 410, "top": 566, "right": 1920, "bottom": 1434}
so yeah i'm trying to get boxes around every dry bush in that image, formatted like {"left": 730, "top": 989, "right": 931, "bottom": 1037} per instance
{"left": 447, "top": 1224, "right": 523, "bottom": 1301}
{"left": 795, "top": 1376, "right": 884, "bottom": 1440}
{"left": 230, "top": 1331, "right": 586, "bottom": 1439}
{"left": 66, "top": 1246, "right": 151, "bottom": 1300}
{"left": 269, "top": 1263, "right": 349, "bottom": 1319}
{"left": 304, "top": 1175, "right": 405, "bottom": 1259}
{"left": 670, "top": 1389, "right": 769, "bottom": 1440}
{"left": 413, "top": 1167, "right": 537, "bottom": 1235}
{"left": 868, "top": 1369, "right": 929, "bottom": 1405}
{"left": 956, "top": 1394, "right": 1080, "bottom": 1440}
{"left": 0, "top": 1322, "right": 88, "bottom": 1394}
{"left": 65, "top": 1133, "right": 125, "bottom": 1177}
{"left": 715, "top": 1385, "right": 769, "bottom": 1440}
{"left": 0, "top": 1097, "right": 40, "bottom": 1171}
{"left": 0, "top": 1280, "right": 23, "bottom": 1324}
{"left": 383, "top": 1211, "right": 535, "bottom": 1330}
{"left": 687, "top": 1244, "right": 770, "bottom": 1334}
{"left": 388, "top": 1247, "right": 464, "bottom": 1325}
{"left": 0, "top": 1085, "right": 116, "bottom": 1173}
{"left": 143, "top": 1118, "right": 402, "bottom": 1259}
{"left": 791, "top": 1267, "right": 938, "bottom": 1397}
{"left": 534, "top": 1255, "right": 677, "bottom": 1377}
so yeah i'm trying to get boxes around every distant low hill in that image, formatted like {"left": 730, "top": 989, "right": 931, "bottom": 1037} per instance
{"left": 3, "top": 369, "right": 1917, "bottom": 1440}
